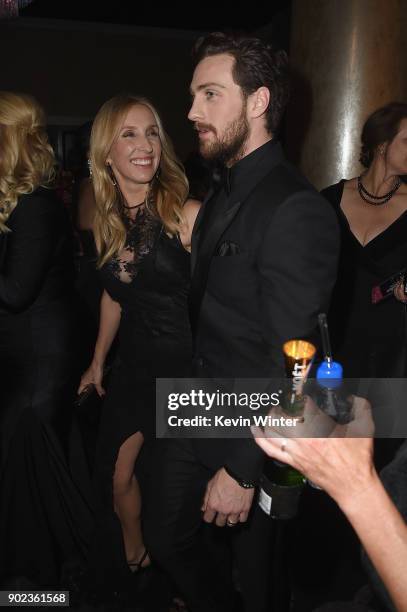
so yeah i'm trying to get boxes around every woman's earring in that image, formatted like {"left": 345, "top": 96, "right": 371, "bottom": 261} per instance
{"left": 106, "top": 163, "right": 117, "bottom": 186}
{"left": 87, "top": 158, "right": 93, "bottom": 178}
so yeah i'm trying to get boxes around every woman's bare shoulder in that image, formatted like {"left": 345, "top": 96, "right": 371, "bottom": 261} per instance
{"left": 183, "top": 198, "right": 201, "bottom": 225}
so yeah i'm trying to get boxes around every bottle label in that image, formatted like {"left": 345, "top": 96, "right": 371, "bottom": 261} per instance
{"left": 292, "top": 361, "right": 308, "bottom": 392}
{"left": 258, "top": 487, "right": 272, "bottom": 515}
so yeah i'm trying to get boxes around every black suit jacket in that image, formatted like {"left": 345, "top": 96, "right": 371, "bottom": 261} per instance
{"left": 190, "top": 141, "right": 339, "bottom": 481}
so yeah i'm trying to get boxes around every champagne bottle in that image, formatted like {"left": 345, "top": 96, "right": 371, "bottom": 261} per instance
{"left": 259, "top": 339, "right": 316, "bottom": 519}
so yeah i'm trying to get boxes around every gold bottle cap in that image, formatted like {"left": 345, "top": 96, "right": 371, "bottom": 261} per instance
{"left": 283, "top": 340, "right": 316, "bottom": 361}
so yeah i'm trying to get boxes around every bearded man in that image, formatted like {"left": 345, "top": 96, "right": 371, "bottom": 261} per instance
{"left": 146, "top": 32, "right": 339, "bottom": 612}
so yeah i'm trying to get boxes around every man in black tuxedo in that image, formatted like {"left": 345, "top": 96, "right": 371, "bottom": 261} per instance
{"left": 146, "top": 32, "right": 339, "bottom": 612}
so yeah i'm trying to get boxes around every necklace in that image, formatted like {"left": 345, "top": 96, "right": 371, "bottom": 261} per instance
{"left": 123, "top": 200, "right": 145, "bottom": 209}
{"left": 357, "top": 174, "right": 401, "bottom": 206}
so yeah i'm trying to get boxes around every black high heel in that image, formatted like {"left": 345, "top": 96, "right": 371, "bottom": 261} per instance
{"left": 170, "top": 596, "right": 189, "bottom": 611}
{"left": 128, "top": 548, "right": 149, "bottom": 573}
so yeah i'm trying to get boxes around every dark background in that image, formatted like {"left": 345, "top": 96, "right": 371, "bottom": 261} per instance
{"left": 20, "top": 0, "right": 290, "bottom": 35}
{"left": 0, "top": 1, "right": 292, "bottom": 164}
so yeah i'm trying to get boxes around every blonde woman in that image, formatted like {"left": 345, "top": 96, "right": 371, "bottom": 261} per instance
{"left": 78, "top": 94, "right": 199, "bottom": 592}
{"left": 0, "top": 92, "right": 92, "bottom": 587}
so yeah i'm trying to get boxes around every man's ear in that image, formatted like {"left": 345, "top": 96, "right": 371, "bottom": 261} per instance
{"left": 248, "top": 87, "right": 270, "bottom": 120}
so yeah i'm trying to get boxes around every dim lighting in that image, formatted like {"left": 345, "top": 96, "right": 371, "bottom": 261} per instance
{"left": 0, "top": 0, "right": 34, "bottom": 19}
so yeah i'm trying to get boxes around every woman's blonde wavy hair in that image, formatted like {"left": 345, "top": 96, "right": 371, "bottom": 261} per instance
{"left": 90, "top": 94, "right": 189, "bottom": 267}
{"left": 0, "top": 91, "right": 56, "bottom": 233}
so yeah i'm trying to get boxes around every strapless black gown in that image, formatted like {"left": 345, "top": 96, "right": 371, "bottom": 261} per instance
{"left": 86, "top": 205, "right": 192, "bottom": 593}
{"left": 0, "top": 188, "right": 93, "bottom": 588}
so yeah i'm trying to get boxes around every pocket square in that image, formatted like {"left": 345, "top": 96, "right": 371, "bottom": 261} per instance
{"left": 216, "top": 240, "right": 241, "bottom": 256}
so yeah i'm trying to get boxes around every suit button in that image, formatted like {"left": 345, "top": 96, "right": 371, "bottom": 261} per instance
{"left": 197, "top": 357, "right": 204, "bottom": 367}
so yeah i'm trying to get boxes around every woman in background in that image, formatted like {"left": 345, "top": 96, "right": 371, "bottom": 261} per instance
{"left": 322, "top": 102, "right": 407, "bottom": 377}
{"left": 73, "top": 121, "right": 103, "bottom": 327}
{"left": 308, "top": 103, "right": 407, "bottom": 610}
{"left": 0, "top": 92, "right": 93, "bottom": 588}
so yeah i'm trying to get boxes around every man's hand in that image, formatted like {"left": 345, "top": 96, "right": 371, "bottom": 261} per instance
{"left": 201, "top": 468, "right": 255, "bottom": 527}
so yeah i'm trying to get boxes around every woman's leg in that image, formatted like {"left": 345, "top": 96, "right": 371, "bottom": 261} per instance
{"left": 112, "top": 431, "right": 150, "bottom": 568}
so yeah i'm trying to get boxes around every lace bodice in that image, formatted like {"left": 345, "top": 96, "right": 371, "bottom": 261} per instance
{"left": 99, "top": 202, "right": 191, "bottom": 365}
{"left": 104, "top": 206, "right": 160, "bottom": 284}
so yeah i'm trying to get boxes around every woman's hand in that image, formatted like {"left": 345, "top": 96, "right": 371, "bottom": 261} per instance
{"left": 252, "top": 396, "right": 375, "bottom": 509}
{"left": 394, "top": 279, "right": 407, "bottom": 303}
{"left": 78, "top": 360, "right": 105, "bottom": 397}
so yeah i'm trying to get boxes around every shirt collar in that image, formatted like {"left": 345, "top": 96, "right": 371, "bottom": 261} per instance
{"left": 212, "top": 139, "right": 278, "bottom": 196}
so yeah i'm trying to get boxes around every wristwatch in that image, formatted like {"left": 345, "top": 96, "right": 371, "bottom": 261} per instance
{"left": 224, "top": 465, "right": 256, "bottom": 489}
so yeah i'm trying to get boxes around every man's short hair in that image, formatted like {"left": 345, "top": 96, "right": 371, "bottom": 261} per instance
{"left": 192, "top": 32, "right": 290, "bottom": 135}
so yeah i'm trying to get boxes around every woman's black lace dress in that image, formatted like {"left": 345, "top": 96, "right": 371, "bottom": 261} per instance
{"left": 86, "top": 204, "right": 192, "bottom": 593}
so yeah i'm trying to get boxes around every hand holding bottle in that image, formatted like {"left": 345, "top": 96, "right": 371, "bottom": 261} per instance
{"left": 261, "top": 396, "right": 337, "bottom": 440}
{"left": 253, "top": 396, "right": 374, "bottom": 501}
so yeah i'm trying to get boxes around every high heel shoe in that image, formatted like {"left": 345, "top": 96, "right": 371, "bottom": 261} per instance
{"left": 170, "top": 596, "right": 189, "bottom": 611}
{"left": 128, "top": 548, "right": 149, "bottom": 573}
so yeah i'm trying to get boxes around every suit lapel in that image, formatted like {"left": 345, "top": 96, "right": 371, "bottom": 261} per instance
{"left": 189, "top": 140, "right": 286, "bottom": 335}
{"left": 191, "top": 186, "right": 214, "bottom": 274}
{"left": 194, "top": 198, "right": 243, "bottom": 281}
{"left": 189, "top": 197, "right": 243, "bottom": 334}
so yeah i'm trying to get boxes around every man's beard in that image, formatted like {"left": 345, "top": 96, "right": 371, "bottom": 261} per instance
{"left": 198, "top": 105, "right": 249, "bottom": 166}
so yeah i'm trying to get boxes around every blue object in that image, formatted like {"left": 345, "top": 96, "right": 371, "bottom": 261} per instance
{"left": 316, "top": 360, "right": 343, "bottom": 389}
